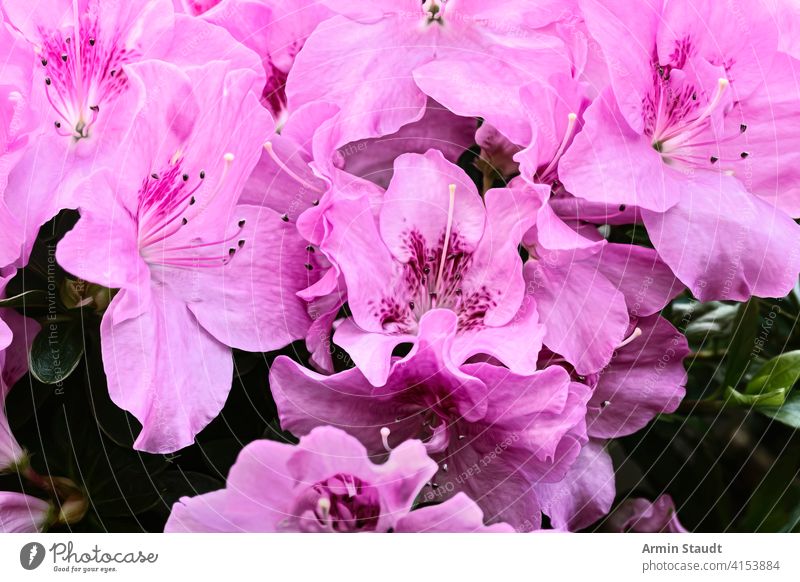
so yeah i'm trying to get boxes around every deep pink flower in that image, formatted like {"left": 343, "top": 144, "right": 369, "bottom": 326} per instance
{"left": 609, "top": 494, "right": 688, "bottom": 533}
{"left": 286, "top": 0, "right": 571, "bottom": 148}
{"left": 322, "top": 149, "right": 544, "bottom": 386}
{"left": 535, "top": 440, "right": 615, "bottom": 531}
{"left": 270, "top": 309, "right": 590, "bottom": 529}
{"left": 394, "top": 492, "right": 515, "bottom": 533}
{"left": 585, "top": 315, "right": 689, "bottom": 439}
{"left": 55, "top": 61, "right": 309, "bottom": 453}
{"left": 164, "top": 426, "right": 438, "bottom": 532}
{"left": 559, "top": 0, "right": 800, "bottom": 301}
{"left": 0, "top": 492, "right": 51, "bottom": 532}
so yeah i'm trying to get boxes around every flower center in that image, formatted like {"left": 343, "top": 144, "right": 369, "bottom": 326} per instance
{"left": 645, "top": 66, "right": 749, "bottom": 171}
{"left": 38, "top": 3, "right": 135, "bottom": 141}
{"left": 422, "top": 0, "right": 445, "bottom": 25}
{"left": 376, "top": 184, "right": 497, "bottom": 334}
{"left": 294, "top": 474, "right": 381, "bottom": 533}
{"left": 137, "top": 153, "right": 247, "bottom": 269}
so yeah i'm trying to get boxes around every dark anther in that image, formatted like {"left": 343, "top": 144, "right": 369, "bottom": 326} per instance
{"left": 110, "top": 69, "right": 116, "bottom": 77}
{"left": 182, "top": 173, "right": 189, "bottom": 181}
{"left": 409, "top": 301, "right": 415, "bottom": 309}
{"left": 455, "top": 288, "right": 462, "bottom": 296}
{"left": 305, "top": 245, "right": 315, "bottom": 252}
{"left": 601, "top": 400, "right": 611, "bottom": 408}
{"left": 740, "top": 124, "right": 747, "bottom": 133}
{"left": 304, "top": 263, "right": 313, "bottom": 271}
{"left": 181, "top": 217, "right": 188, "bottom": 225}
{"left": 199, "top": 170, "right": 206, "bottom": 179}
{"left": 423, "top": 267, "right": 430, "bottom": 274}
{"left": 61, "top": 53, "right": 68, "bottom": 62}
{"left": 89, "top": 38, "right": 96, "bottom": 46}
{"left": 189, "top": 196, "right": 196, "bottom": 205}
{"left": 151, "top": 173, "right": 160, "bottom": 180}
{"left": 691, "top": 92, "right": 697, "bottom": 101}
{"left": 54, "top": 121, "right": 61, "bottom": 128}
{"left": 618, "top": 204, "right": 627, "bottom": 212}
{"left": 238, "top": 239, "right": 245, "bottom": 248}
{"left": 312, "top": 199, "right": 320, "bottom": 206}
{"left": 280, "top": 213, "right": 289, "bottom": 222}
{"left": 238, "top": 219, "right": 246, "bottom": 227}
{"left": 710, "top": 156, "right": 719, "bottom": 164}
{"left": 41, "top": 58, "right": 48, "bottom": 66}
{"left": 45, "top": 77, "right": 52, "bottom": 85}
{"left": 228, "top": 248, "right": 236, "bottom": 257}
{"left": 65, "top": 37, "right": 71, "bottom": 43}
{"left": 89, "top": 105, "right": 99, "bottom": 112}
{"left": 740, "top": 151, "right": 749, "bottom": 159}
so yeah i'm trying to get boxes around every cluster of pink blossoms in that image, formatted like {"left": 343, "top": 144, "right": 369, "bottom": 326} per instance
{"left": 1, "top": 0, "right": 799, "bottom": 533}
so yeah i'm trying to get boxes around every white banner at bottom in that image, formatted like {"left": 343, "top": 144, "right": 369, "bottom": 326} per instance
{"left": 0, "top": 533, "right": 796, "bottom": 581}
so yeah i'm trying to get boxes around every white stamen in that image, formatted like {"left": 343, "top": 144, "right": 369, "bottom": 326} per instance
{"left": 679, "top": 78, "right": 729, "bottom": 136}
{"left": 380, "top": 427, "right": 393, "bottom": 452}
{"left": 263, "top": 141, "right": 323, "bottom": 193}
{"left": 617, "top": 327, "right": 643, "bottom": 349}
{"left": 316, "top": 497, "right": 331, "bottom": 518}
{"left": 433, "top": 184, "right": 457, "bottom": 306}
{"left": 540, "top": 112, "right": 578, "bottom": 179}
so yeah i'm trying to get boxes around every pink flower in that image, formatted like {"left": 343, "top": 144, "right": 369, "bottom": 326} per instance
{"left": 270, "top": 309, "right": 590, "bottom": 529}
{"left": 521, "top": 197, "right": 680, "bottom": 375}
{"left": 200, "top": 0, "right": 334, "bottom": 123}
{"left": 559, "top": 0, "right": 800, "bottom": 301}
{"left": 609, "top": 494, "right": 688, "bottom": 533}
{"left": 2, "top": 0, "right": 264, "bottom": 258}
{"left": 286, "top": 0, "right": 571, "bottom": 148}
{"left": 322, "top": 149, "right": 544, "bottom": 386}
{"left": 164, "top": 426, "right": 439, "bottom": 532}
{"left": 55, "top": 60, "right": 309, "bottom": 453}
{"left": 0, "top": 492, "right": 51, "bottom": 532}
{"left": 394, "top": 493, "right": 515, "bottom": 533}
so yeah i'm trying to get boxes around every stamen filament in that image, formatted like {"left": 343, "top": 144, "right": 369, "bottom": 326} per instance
{"left": 540, "top": 112, "right": 578, "bottom": 179}
{"left": 380, "top": 427, "right": 392, "bottom": 452}
{"left": 433, "top": 184, "right": 457, "bottom": 307}
{"left": 263, "top": 141, "right": 324, "bottom": 193}
{"left": 617, "top": 327, "right": 642, "bottom": 349}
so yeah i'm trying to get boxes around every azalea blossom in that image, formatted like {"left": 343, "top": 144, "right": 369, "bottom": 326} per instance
{"left": 321, "top": 149, "right": 544, "bottom": 386}
{"left": 559, "top": 0, "right": 800, "bottom": 300}
{"left": 1, "top": 0, "right": 263, "bottom": 258}
{"left": 287, "top": 0, "right": 572, "bottom": 148}
{"left": 165, "top": 426, "right": 441, "bottom": 532}
{"left": 55, "top": 60, "right": 309, "bottom": 452}
{"left": 270, "top": 309, "right": 591, "bottom": 529}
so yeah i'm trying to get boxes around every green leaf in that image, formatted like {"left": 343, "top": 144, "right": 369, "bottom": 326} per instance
{"left": 28, "top": 318, "right": 85, "bottom": 384}
{"left": 0, "top": 289, "right": 48, "bottom": 309}
{"left": 27, "top": 321, "right": 82, "bottom": 384}
{"left": 746, "top": 350, "right": 800, "bottom": 395}
{"left": 759, "top": 391, "right": 800, "bottom": 428}
{"left": 724, "top": 386, "right": 787, "bottom": 408}
{"left": 723, "top": 298, "right": 761, "bottom": 389}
